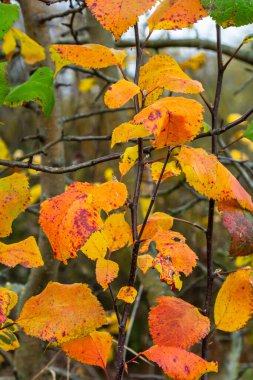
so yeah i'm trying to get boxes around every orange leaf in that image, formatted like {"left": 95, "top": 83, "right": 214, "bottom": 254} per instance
{"left": 91, "top": 181, "right": 128, "bottom": 214}
{"left": 119, "top": 145, "right": 139, "bottom": 177}
{"left": 104, "top": 79, "right": 140, "bottom": 109}
{"left": 96, "top": 258, "right": 119, "bottom": 290}
{"left": 148, "top": 0, "right": 207, "bottom": 31}
{"left": 218, "top": 200, "right": 253, "bottom": 257}
{"left": 150, "top": 161, "right": 181, "bottom": 183}
{"left": 149, "top": 296, "right": 210, "bottom": 349}
{"left": 0, "top": 173, "right": 30, "bottom": 237}
{"left": 138, "top": 212, "right": 174, "bottom": 240}
{"left": 103, "top": 213, "right": 132, "bottom": 252}
{"left": 142, "top": 345, "right": 218, "bottom": 380}
{"left": 50, "top": 44, "right": 126, "bottom": 75}
{"left": 137, "top": 254, "right": 153, "bottom": 274}
{"left": 177, "top": 146, "right": 253, "bottom": 211}
{"left": 111, "top": 122, "right": 150, "bottom": 147}
{"left": 17, "top": 282, "right": 107, "bottom": 343}
{"left": 86, "top": 0, "right": 156, "bottom": 40}
{"left": 117, "top": 286, "right": 137, "bottom": 304}
{"left": 61, "top": 331, "right": 112, "bottom": 369}
{"left": 139, "top": 54, "right": 203, "bottom": 106}
{"left": 214, "top": 268, "right": 253, "bottom": 332}
{"left": 39, "top": 182, "right": 103, "bottom": 264}
{"left": 81, "top": 231, "right": 108, "bottom": 261}
{"left": 0, "top": 236, "right": 44, "bottom": 268}
{"left": 0, "top": 288, "right": 18, "bottom": 324}
{"left": 141, "top": 230, "right": 197, "bottom": 276}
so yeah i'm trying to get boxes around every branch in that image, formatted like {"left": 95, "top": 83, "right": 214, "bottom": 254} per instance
{"left": 39, "top": 3, "right": 86, "bottom": 23}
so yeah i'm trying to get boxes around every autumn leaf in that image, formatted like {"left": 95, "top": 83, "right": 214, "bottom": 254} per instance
{"left": 150, "top": 161, "right": 181, "bottom": 183}
{"left": 177, "top": 146, "right": 253, "bottom": 211}
{"left": 91, "top": 181, "right": 128, "bottom": 214}
{"left": 117, "top": 286, "right": 137, "bottom": 304}
{"left": 0, "top": 236, "right": 44, "bottom": 268}
{"left": 180, "top": 52, "right": 207, "bottom": 71}
{"left": 214, "top": 268, "right": 253, "bottom": 332}
{"left": 142, "top": 345, "right": 218, "bottom": 380}
{"left": 0, "top": 318, "right": 19, "bottom": 352}
{"left": 39, "top": 182, "right": 103, "bottom": 264}
{"left": 103, "top": 213, "right": 132, "bottom": 252}
{"left": 61, "top": 331, "right": 112, "bottom": 369}
{"left": 111, "top": 122, "right": 150, "bottom": 147}
{"left": 17, "top": 282, "right": 107, "bottom": 343}
{"left": 138, "top": 212, "right": 174, "bottom": 240}
{"left": 50, "top": 44, "right": 126, "bottom": 76}
{"left": 86, "top": 0, "right": 156, "bottom": 40}
{"left": 137, "top": 254, "right": 153, "bottom": 274}
{"left": 148, "top": 0, "right": 207, "bottom": 31}
{"left": 0, "top": 288, "right": 18, "bottom": 324}
{"left": 218, "top": 200, "right": 253, "bottom": 257}
{"left": 139, "top": 54, "right": 203, "bottom": 106}
{"left": 81, "top": 231, "right": 108, "bottom": 261}
{"left": 96, "top": 258, "right": 119, "bottom": 290}
{"left": 2, "top": 28, "right": 45, "bottom": 64}
{"left": 149, "top": 296, "right": 210, "bottom": 349}
{"left": 119, "top": 145, "right": 139, "bottom": 177}
{"left": 104, "top": 79, "right": 140, "bottom": 109}
{"left": 0, "top": 173, "right": 30, "bottom": 238}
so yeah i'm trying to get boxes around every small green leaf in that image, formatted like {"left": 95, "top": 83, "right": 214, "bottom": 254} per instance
{"left": 201, "top": 0, "right": 253, "bottom": 27}
{"left": 243, "top": 121, "right": 253, "bottom": 142}
{"left": 243, "top": 34, "right": 253, "bottom": 45}
{"left": 4, "top": 67, "right": 55, "bottom": 118}
{"left": 0, "top": 3, "right": 19, "bottom": 40}
{"left": 202, "top": 121, "right": 211, "bottom": 132}
{"left": 0, "top": 62, "right": 9, "bottom": 107}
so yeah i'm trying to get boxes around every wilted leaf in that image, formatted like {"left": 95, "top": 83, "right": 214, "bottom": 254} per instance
{"left": 214, "top": 268, "right": 253, "bottom": 332}
{"left": 0, "top": 3, "right": 19, "bottom": 40}
{"left": 137, "top": 254, "right": 153, "bottom": 274}
{"left": 39, "top": 182, "right": 103, "bottom": 264}
{"left": 218, "top": 200, "right": 253, "bottom": 257}
{"left": 150, "top": 161, "right": 181, "bottom": 183}
{"left": 104, "top": 79, "right": 140, "bottom": 109}
{"left": 2, "top": 28, "right": 45, "bottom": 64}
{"left": 119, "top": 145, "right": 139, "bottom": 177}
{"left": 0, "top": 288, "right": 18, "bottom": 324}
{"left": 139, "top": 54, "right": 203, "bottom": 106}
{"left": 148, "top": 0, "right": 207, "bottom": 31}
{"left": 0, "top": 62, "right": 9, "bottom": 106}
{"left": 81, "top": 231, "right": 108, "bottom": 261}
{"left": 50, "top": 44, "right": 126, "bottom": 75}
{"left": 103, "top": 213, "right": 132, "bottom": 252}
{"left": 0, "top": 237, "right": 43, "bottom": 268}
{"left": 0, "top": 318, "right": 19, "bottom": 352}
{"left": 149, "top": 296, "right": 210, "bottom": 349}
{"left": 0, "top": 173, "right": 30, "bottom": 238}
{"left": 138, "top": 212, "right": 174, "bottom": 240}
{"left": 202, "top": 0, "right": 253, "bottom": 27}
{"left": 86, "top": 0, "right": 156, "bottom": 40}
{"left": 177, "top": 146, "right": 253, "bottom": 211}
{"left": 61, "top": 331, "right": 112, "bottom": 369}
{"left": 4, "top": 67, "right": 55, "bottom": 118}
{"left": 17, "top": 282, "right": 107, "bottom": 343}
{"left": 111, "top": 122, "right": 150, "bottom": 147}
{"left": 180, "top": 52, "right": 206, "bottom": 71}
{"left": 142, "top": 345, "right": 218, "bottom": 380}
{"left": 96, "top": 258, "right": 119, "bottom": 290}
{"left": 117, "top": 286, "right": 137, "bottom": 304}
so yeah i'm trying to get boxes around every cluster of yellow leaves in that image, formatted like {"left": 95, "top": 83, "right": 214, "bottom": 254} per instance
{"left": 140, "top": 296, "right": 217, "bottom": 380}
{"left": 2, "top": 28, "right": 45, "bottom": 64}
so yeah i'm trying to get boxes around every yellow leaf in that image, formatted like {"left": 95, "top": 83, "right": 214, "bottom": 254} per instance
{"left": 79, "top": 78, "right": 96, "bottom": 93}
{"left": 117, "top": 286, "right": 137, "bottom": 304}
{"left": 150, "top": 161, "right": 181, "bottom": 183}
{"left": 103, "top": 213, "right": 132, "bottom": 252}
{"left": 0, "top": 173, "right": 30, "bottom": 237}
{"left": 137, "top": 254, "right": 153, "bottom": 274}
{"left": 0, "top": 288, "right": 18, "bottom": 324}
{"left": 0, "top": 138, "right": 10, "bottom": 169}
{"left": 104, "top": 168, "right": 114, "bottom": 181}
{"left": 81, "top": 231, "right": 108, "bottom": 261}
{"left": 180, "top": 52, "right": 206, "bottom": 71}
{"left": 0, "top": 318, "right": 19, "bottom": 352}
{"left": 226, "top": 113, "right": 248, "bottom": 126}
{"left": 104, "top": 79, "right": 140, "bottom": 109}
{"left": 111, "top": 122, "right": 150, "bottom": 148}
{"left": 230, "top": 149, "right": 249, "bottom": 161}
{"left": 138, "top": 212, "right": 174, "bottom": 240}
{"left": 30, "top": 184, "right": 41, "bottom": 204}
{"left": 119, "top": 145, "right": 139, "bottom": 177}
{"left": 214, "top": 268, "right": 253, "bottom": 332}
{"left": 50, "top": 44, "right": 126, "bottom": 76}
{"left": 3, "top": 28, "right": 45, "bottom": 64}
{"left": 96, "top": 258, "right": 119, "bottom": 290}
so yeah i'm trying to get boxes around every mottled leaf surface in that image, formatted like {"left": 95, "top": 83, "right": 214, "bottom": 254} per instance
{"left": 96, "top": 258, "right": 119, "bottom": 290}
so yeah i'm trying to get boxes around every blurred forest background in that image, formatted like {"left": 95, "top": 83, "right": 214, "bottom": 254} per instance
{"left": 0, "top": 1, "right": 253, "bottom": 379}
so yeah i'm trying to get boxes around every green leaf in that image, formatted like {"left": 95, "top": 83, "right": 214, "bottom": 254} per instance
{"left": 202, "top": 121, "right": 211, "bottom": 133}
{"left": 0, "top": 62, "right": 9, "bottom": 107}
{"left": 0, "top": 3, "right": 19, "bottom": 40}
{"left": 4, "top": 67, "right": 55, "bottom": 118}
{"left": 243, "top": 121, "right": 253, "bottom": 142}
{"left": 201, "top": 0, "right": 253, "bottom": 27}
